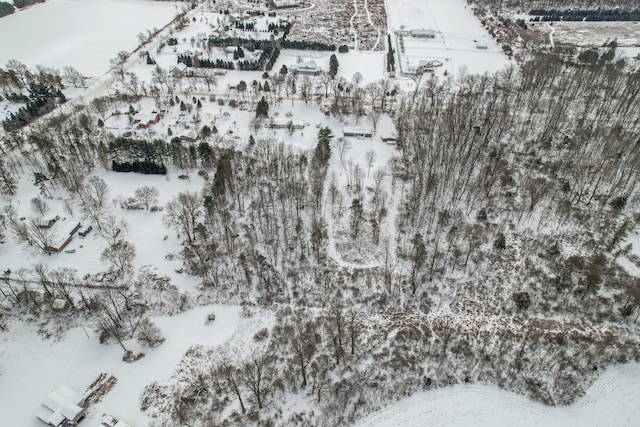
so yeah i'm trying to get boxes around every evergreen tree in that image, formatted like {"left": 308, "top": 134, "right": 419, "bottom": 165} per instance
{"left": 329, "top": 54, "right": 339, "bottom": 78}
{"left": 314, "top": 126, "right": 333, "bottom": 165}
{"left": 256, "top": 96, "right": 269, "bottom": 118}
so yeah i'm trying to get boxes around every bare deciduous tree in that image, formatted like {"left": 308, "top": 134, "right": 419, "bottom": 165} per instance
{"left": 134, "top": 186, "right": 160, "bottom": 210}
{"left": 164, "top": 191, "right": 202, "bottom": 243}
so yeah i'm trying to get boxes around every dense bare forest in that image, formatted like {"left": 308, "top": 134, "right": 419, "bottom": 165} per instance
{"left": 471, "top": 0, "right": 640, "bottom": 11}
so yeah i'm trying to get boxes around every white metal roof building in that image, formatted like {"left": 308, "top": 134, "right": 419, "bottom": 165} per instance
{"left": 36, "top": 386, "right": 87, "bottom": 426}
{"left": 289, "top": 60, "right": 321, "bottom": 75}
{"left": 343, "top": 127, "right": 373, "bottom": 137}
{"left": 273, "top": 0, "right": 299, "bottom": 8}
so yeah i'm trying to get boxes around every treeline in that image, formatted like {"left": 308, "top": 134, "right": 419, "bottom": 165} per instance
{"left": 179, "top": 45, "right": 279, "bottom": 72}
{"left": 281, "top": 38, "right": 336, "bottom": 51}
{"left": 386, "top": 34, "right": 395, "bottom": 72}
{"left": 0, "top": 0, "right": 46, "bottom": 18}
{"left": 2, "top": 83, "right": 66, "bottom": 132}
{"left": 207, "top": 35, "right": 336, "bottom": 52}
{"left": 529, "top": 8, "right": 640, "bottom": 21}
{"left": 112, "top": 160, "right": 167, "bottom": 175}
{"left": 0, "top": 1, "right": 14, "bottom": 17}
{"left": 207, "top": 36, "right": 270, "bottom": 50}
{"left": 267, "top": 21, "right": 292, "bottom": 36}
{"left": 234, "top": 20, "right": 255, "bottom": 31}
{"left": 177, "top": 54, "right": 235, "bottom": 70}
{"left": 108, "top": 137, "right": 167, "bottom": 170}
{"left": 13, "top": 0, "right": 45, "bottom": 8}
{"left": 472, "top": 0, "right": 640, "bottom": 11}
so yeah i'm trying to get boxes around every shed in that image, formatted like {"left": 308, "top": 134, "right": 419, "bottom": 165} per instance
{"left": 343, "top": 127, "right": 373, "bottom": 138}
{"left": 410, "top": 29, "right": 436, "bottom": 38}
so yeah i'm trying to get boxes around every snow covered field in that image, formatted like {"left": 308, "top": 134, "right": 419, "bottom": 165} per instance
{"left": 385, "top": 0, "right": 511, "bottom": 77}
{"left": 354, "top": 362, "right": 640, "bottom": 427}
{"left": 0, "top": 0, "right": 180, "bottom": 76}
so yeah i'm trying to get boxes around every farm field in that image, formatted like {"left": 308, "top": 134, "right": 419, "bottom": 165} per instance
{"left": 385, "top": 0, "right": 511, "bottom": 77}
{"left": 529, "top": 21, "right": 640, "bottom": 48}
{"left": 354, "top": 362, "right": 640, "bottom": 427}
{"left": 0, "top": 0, "right": 180, "bottom": 76}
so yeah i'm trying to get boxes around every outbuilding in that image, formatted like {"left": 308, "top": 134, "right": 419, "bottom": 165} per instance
{"left": 289, "top": 60, "right": 321, "bottom": 75}
{"left": 36, "top": 386, "right": 87, "bottom": 426}
{"left": 343, "top": 127, "right": 373, "bottom": 138}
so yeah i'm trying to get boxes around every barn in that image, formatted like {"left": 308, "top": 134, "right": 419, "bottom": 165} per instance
{"left": 36, "top": 386, "right": 87, "bottom": 426}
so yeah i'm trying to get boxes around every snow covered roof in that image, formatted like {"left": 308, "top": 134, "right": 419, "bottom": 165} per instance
{"left": 290, "top": 61, "right": 319, "bottom": 73}
{"left": 343, "top": 126, "right": 373, "bottom": 136}
{"left": 172, "top": 62, "right": 187, "bottom": 72}
{"left": 37, "top": 386, "right": 86, "bottom": 425}
{"left": 133, "top": 112, "right": 160, "bottom": 123}
{"left": 273, "top": 0, "right": 299, "bottom": 7}
{"left": 410, "top": 28, "right": 436, "bottom": 38}
{"left": 59, "top": 221, "right": 82, "bottom": 237}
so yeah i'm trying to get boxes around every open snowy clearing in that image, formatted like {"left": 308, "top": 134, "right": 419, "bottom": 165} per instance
{"left": 385, "top": 0, "right": 511, "bottom": 77}
{"left": 0, "top": 0, "right": 180, "bottom": 76}
{"left": 0, "top": 304, "right": 241, "bottom": 427}
{"left": 354, "top": 362, "right": 640, "bottom": 427}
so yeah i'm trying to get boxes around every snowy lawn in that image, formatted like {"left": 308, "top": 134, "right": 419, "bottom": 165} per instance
{"left": 0, "top": 0, "right": 180, "bottom": 76}
{"left": 0, "top": 304, "right": 241, "bottom": 427}
{"left": 0, "top": 166, "right": 207, "bottom": 294}
{"left": 354, "top": 362, "right": 640, "bottom": 427}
